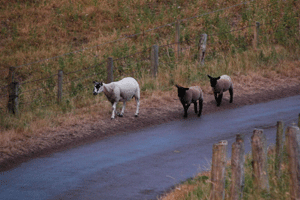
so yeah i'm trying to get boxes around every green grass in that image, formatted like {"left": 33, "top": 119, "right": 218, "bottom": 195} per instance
{"left": 0, "top": 0, "right": 299, "bottom": 132}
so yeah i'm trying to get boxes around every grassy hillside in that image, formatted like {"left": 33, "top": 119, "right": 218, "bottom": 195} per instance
{"left": 0, "top": 0, "right": 299, "bottom": 133}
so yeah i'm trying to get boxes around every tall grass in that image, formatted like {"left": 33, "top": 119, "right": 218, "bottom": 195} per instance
{"left": 0, "top": 0, "right": 299, "bottom": 133}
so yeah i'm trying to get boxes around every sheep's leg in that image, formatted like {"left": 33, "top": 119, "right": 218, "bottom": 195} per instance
{"left": 229, "top": 88, "right": 233, "bottom": 103}
{"left": 184, "top": 104, "right": 190, "bottom": 118}
{"left": 194, "top": 102, "right": 197, "bottom": 114}
{"left": 135, "top": 97, "right": 140, "bottom": 117}
{"left": 118, "top": 102, "right": 126, "bottom": 117}
{"left": 198, "top": 99, "right": 203, "bottom": 117}
{"left": 217, "top": 93, "right": 223, "bottom": 106}
{"left": 214, "top": 92, "right": 218, "bottom": 102}
{"left": 111, "top": 102, "right": 117, "bottom": 119}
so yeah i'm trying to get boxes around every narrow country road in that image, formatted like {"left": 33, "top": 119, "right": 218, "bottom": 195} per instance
{"left": 1, "top": 95, "right": 299, "bottom": 200}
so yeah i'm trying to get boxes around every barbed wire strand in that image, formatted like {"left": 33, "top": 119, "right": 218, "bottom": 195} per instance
{"left": 65, "top": 60, "right": 106, "bottom": 75}
{"left": 20, "top": 73, "right": 58, "bottom": 86}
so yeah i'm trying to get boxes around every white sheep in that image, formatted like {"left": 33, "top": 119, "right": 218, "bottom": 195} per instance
{"left": 207, "top": 74, "right": 233, "bottom": 106}
{"left": 93, "top": 77, "right": 140, "bottom": 119}
{"left": 175, "top": 84, "right": 204, "bottom": 118}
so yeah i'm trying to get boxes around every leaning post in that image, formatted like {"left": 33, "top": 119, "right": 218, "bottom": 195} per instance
{"left": 285, "top": 126, "right": 300, "bottom": 200}
{"left": 57, "top": 70, "right": 63, "bottom": 104}
{"left": 230, "top": 134, "right": 245, "bottom": 200}
{"left": 210, "top": 140, "right": 228, "bottom": 200}
{"left": 198, "top": 33, "right": 207, "bottom": 66}
{"left": 150, "top": 44, "right": 159, "bottom": 78}
{"left": 275, "top": 121, "right": 284, "bottom": 178}
{"left": 251, "top": 129, "right": 270, "bottom": 192}
{"left": 8, "top": 67, "right": 15, "bottom": 85}
{"left": 107, "top": 57, "right": 114, "bottom": 83}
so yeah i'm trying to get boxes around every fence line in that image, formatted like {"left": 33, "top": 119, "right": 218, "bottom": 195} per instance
{"left": 0, "top": 20, "right": 288, "bottom": 91}
{"left": 1, "top": 17, "right": 297, "bottom": 113}
{"left": 211, "top": 116, "right": 300, "bottom": 199}
{"left": 20, "top": 73, "right": 58, "bottom": 86}
{"left": 64, "top": 60, "right": 106, "bottom": 75}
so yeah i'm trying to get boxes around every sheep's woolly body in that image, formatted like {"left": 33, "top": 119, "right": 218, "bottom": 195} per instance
{"left": 212, "top": 75, "right": 233, "bottom": 94}
{"left": 103, "top": 78, "right": 140, "bottom": 103}
{"left": 93, "top": 77, "right": 140, "bottom": 119}
{"left": 207, "top": 74, "right": 233, "bottom": 106}
{"left": 183, "top": 86, "right": 203, "bottom": 104}
{"left": 175, "top": 84, "right": 204, "bottom": 118}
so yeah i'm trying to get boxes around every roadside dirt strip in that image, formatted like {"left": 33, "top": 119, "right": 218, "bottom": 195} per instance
{"left": 1, "top": 75, "right": 299, "bottom": 171}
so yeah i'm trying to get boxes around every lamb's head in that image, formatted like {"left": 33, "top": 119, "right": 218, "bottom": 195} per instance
{"left": 207, "top": 75, "right": 220, "bottom": 88}
{"left": 93, "top": 81, "right": 104, "bottom": 95}
{"left": 175, "top": 84, "right": 189, "bottom": 99}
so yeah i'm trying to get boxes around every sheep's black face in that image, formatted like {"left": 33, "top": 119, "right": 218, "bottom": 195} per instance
{"left": 207, "top": 75, "right": 220, "bottom": 88}
{"left": 93, "top": 81, "right": 103, "bottom": 95}
{"left": 175, "top": 85, "right": 189, "bottom": 98}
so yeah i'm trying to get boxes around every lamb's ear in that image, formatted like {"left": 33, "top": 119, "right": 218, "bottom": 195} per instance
{"left": 184, "top": 88, "right": 189, "bottom": 91}
{"left": 207, "top": 75, "right": 212, "bottom": 79}
{"left": 93, "top": 81, "right": 97, "bottom": 84}
{"left": 175, "top": 84, "right": 183, "bottom": 89}
{"left": 216, "top": 76, "right": 221, "bottom": 80}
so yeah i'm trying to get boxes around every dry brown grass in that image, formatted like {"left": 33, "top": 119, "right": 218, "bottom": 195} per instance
{"left": 0, "top": 0, "right": 299, "bottom": 174}
{"left": 159, "top": 172, "right": 211, "bottom": 200}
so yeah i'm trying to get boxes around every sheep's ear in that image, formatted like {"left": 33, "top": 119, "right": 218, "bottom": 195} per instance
{"left": 93, "top": 81, "right": 97, "bottom": 84}
{"left": 207, "top": 75, "right": 212, "bottom": 79}
{"left": 175, "top": 84, "right": 179, "bottom": 88}
{"left": 216, "top": 76, "right": 221, "bottom": 80}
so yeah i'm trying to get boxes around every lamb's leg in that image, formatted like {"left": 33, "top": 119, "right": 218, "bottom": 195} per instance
{"left": 111, "top": 102, "right": 117, "bottom": 119}
{"left": 184, "top": 104, "right": 190, "bottom": 118}
{"left": 194, "top": 102, "right": 197, "bottom": 114}
{"left": 214, "top": 92, "right": 218, "bottom": 102}
{"left": 135, "top": 97, "right": 140, "bottom": 117}
{"left": 198, "top": 99, "right": 203, "bottom": 117}
{"left": 118, "top": 102, "right": 126, "bottom": 117}
{"left": 229, "top": 87, "right": 233, "bottom": 103}
{"left": 217, "top": 93, "right": 223, "bottom": 106}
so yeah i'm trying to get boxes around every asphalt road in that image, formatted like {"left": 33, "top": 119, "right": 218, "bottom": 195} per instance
{"left": 1, "top": 95, "right": 299, "bottom": 200}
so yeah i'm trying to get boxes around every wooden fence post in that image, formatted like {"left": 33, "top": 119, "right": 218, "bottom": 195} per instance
{"left": 57, "top": 70, "right": 63, "bottom": 104}
{"left": 150, "top": 44, "right": 159, "bottom": 78}
{"left": 298, "top": 113, "right": 300, "bottom": 127}
{"left": 198, "top": 33, "right": 207, "bottom": 66}
{"left": 8, "top": 81, "right": 19, "bottom": 114}
{"left": 8, "top": 67, "right": 15, "bottom": 85}
{"left": 230, "top": 134, "right": 245, "bottom": 200}
{"left": 210, "top": 140, "right": 228, "bottom": 200}
{"left": 175, "top": 19, "right": 180, "bottom": 60}
{"left": 253, "top": 22, "right": 260, "bottom": 50}
{"left": 251, "top": 129, "right": 270, "bottom": 192}
{"left": 285, "top": 126, "right": 300, "bottom": 200}
{"left": 275, "top": 121, "right": 284, "bottom": 178}
{"left": 107, "top": 57, "right": 113, "bottom": 83}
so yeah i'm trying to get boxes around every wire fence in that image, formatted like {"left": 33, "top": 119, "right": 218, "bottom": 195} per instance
{"left": 1, "top": 0, "right": 299, "bottom": 114}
